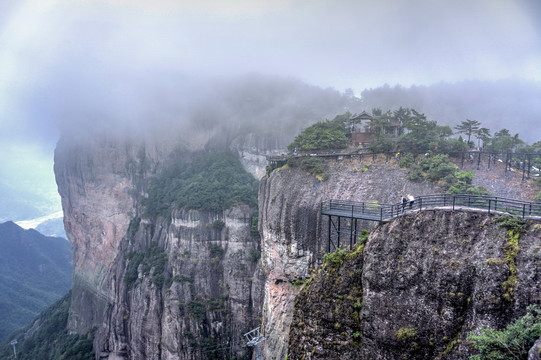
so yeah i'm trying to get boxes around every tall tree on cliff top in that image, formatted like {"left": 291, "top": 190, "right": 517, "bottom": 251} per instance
{"left": 455, "top": 119, "right": 481, "bottom": 146}
{"left": 398, "top": 110, "right": 442, "bottom": 153}
{"left": 474, "top": 127, "right": 491, "bottom": 149}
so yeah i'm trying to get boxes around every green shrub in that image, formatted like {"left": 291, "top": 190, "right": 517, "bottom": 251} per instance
{"left": 287, "top": 157, "right": 328, "bottom": 181}
{"left": 124, "top": 244, "right": 168, "bottom": 288}
{"left": 494, "top": 215, "right": 527, "bottom": 234}
{"left": 212, "top": 220, "right": 225, "bottom": 230}
{"left": 251, "top": 211, "right": 260, "bottom": 238}
{"left": 399, "top": 153, "right": 415, "bottom": 168}
{"left": 187, "top": 300, "right": 207, "bottom": 321}
{"left": 249, "top": 248, "right": 261, "bottom": 264}
{"left": 323, "top": 247, "right": 347, "bottom": 269}
{"left": 209, "top": 244, "right": 225, "bottom": 259}
{"left": 405, "top": 154, "right": 491, "bottom": 195}
{"left": 467, "top": 305, "right": 541, "bottom": 360}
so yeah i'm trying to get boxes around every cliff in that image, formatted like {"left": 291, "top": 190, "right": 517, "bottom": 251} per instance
{"left": 288, "top": 211, "right": 541, "bottom": 359}
{"left": 54, "top": 133, "right": 264, "bottom": 359}
{"left": 54, "top": 128, "right": 540, "bottom": 360}
{"left": 258, "top": 156, "right": 443, "bottom": 358}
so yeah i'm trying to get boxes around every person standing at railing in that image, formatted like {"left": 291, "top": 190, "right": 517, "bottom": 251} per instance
{"left": 407, "top": 194, "right": 415, "bottom": 209}
{"left": 401, "top": 196, "right": 407, "bottom": 213}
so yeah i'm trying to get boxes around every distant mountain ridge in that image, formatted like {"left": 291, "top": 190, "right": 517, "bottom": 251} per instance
{"left": 0, "top": 221, "right": 72, "bottom": 341}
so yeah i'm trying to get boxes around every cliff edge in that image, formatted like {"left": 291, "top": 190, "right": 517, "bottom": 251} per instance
{"left": 288, "top": 211, "right": 541, "bottom": 359}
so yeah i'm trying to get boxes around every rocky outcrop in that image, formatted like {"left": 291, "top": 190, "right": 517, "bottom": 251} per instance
{"left": 258, "top": 156, "right": 442, "bottom": 358}
{"left": 288, "top": 211, "right": 541, "bottom": 359}
{"left": 55, "top": 132, "right": 264, "bottom": 359}
{"left": 530, "top": 338, "right": 541, "bottom": 360}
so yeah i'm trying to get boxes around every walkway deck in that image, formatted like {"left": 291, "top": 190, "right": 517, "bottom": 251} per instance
{"left": 268, "top": 150, "right": 541, "bottom": 180}
{"left": 321, "top": 194, "right": 541, "bottom": 222}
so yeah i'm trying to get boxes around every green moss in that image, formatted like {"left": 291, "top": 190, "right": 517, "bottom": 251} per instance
{"left": 502, "top": 230, "right": 520, "bottom": 302}
{"left": 395, "top": 327, "right": 418, "bottom": 342}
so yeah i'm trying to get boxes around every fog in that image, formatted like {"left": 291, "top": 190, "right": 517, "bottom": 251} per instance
{"left": 1, "top": 0, "right": 540, "bottom": 146}
{"left": 0, "top": 0, "right": 539, "bottom": 222}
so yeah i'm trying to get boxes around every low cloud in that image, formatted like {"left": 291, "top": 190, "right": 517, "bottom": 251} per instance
{"left": 0, "top": 0, "right": 540, "bottom": 145}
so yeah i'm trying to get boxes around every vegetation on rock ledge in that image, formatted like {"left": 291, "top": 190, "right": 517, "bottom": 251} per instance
{"left": 143, "top": 150, "right": 258, "bottom": 216}
{"left": 467, "top": 305, "right": 541, "bottom": 360}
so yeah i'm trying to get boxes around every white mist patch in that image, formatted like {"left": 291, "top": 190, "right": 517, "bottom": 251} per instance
{"left": 16, "top": 210, "right": 64, "bottom": 230}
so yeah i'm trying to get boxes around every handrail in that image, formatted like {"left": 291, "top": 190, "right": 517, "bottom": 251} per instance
{"left": 321, "top": 194, "right": 541, "bottom": 221}
{"left": 268, "top": 150, "right": 541, "bottom": 160}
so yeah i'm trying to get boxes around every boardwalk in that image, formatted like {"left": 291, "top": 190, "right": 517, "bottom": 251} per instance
{"left": 321, "top": 194, "right": 541, "bottom": 252}
{"left": 321, "top": 194, "right": 541, "bottom": 222}
{"left": 268, "top": 150, "right": 541, "bottom": 180}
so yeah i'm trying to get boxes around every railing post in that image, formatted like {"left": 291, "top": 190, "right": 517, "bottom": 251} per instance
{"left": 488, "top": 199, "right": 491, "bottom": 215}
{"left": 337, "top": 217, "right": 340, "bottom": 249}
{"left": 350, "top": 206, "right": 354, "bottom": 248}
{"left": 328, "top": 216, "right": 331, "bottom": 253}
{"left": 453, "top": 196, "right": 455, "bottom": 211}
{"left": 419, "top": 198, "right": 422, "bottom": 211}
{"left": 523, "top": 204, "right": 526, "bottom": 218}
{"left": 380, "top": 206, "right": 383, "bottom": 221}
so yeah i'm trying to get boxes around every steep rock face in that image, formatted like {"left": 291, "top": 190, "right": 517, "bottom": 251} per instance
{"left": 55, "top": 133, "right": 264, "bottom": 359}
{"left": 97, "top": 206, "right": 263, "bottom": 359}
{"left": 289, "top": 211, "right": 541, "bottom": 359}
{"left": 258, "top": 156, "right": 442, "bottom": 359}
{"left": 54, "top": 135, "right": 147, "bottom": 333}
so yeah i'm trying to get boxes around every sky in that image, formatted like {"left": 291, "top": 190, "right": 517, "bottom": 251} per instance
{"left": 0, "top": 0, "right": 540, "bottom": 220}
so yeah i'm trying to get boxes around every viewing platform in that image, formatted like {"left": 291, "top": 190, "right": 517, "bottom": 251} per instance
{"left": 321, "top": 194, "right": 541, "bottom": 222}
{"left": 321, "top": 194, "right": 541, "bottom": 252}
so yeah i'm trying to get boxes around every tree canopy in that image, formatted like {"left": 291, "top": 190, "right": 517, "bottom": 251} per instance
{"left": 288, "top": 112, "right": 350, "bottom": 152}
{"left": 143, "top": 151, "right": 258, "bottom": 216}
{"left": 454, "top": 119, "right": 481, "bottom": 145}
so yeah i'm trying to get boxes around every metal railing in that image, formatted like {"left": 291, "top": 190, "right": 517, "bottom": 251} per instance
{"left": 321, "top": 194, "right": 541, "bottom": 221}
